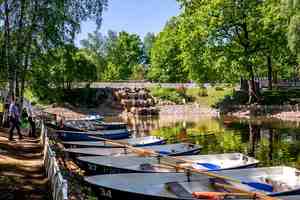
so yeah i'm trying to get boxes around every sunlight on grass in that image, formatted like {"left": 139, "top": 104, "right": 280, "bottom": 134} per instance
{"left": 186, "top": 85, "right": 234, "bottom": 107}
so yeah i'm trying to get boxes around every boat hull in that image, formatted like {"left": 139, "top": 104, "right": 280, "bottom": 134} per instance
{"left": 77, "top": 154, "right": 259, "bottom": 175}
{"left": 85, "top": 170, "right": 300, "bottom": 200}
{"left": 65, "top": 143, "right": 202, "bottom": 159}
{"left": 63, "top": 137, "right": 166, "bottom": 148}
{"left": 57, "top": 130, "right": 131, "bottom": 141}
{"left": 78, "top": 160, "right": 258, "bottom": 175}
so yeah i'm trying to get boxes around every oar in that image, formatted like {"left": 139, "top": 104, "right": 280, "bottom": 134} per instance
{"left": 192, "top": 191, "right": 258, "bottom": 199}
{"left": 212, "top": 182, "right": 279, "bottom": 200}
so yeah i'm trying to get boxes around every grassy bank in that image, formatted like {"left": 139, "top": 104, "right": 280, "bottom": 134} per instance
{"left": 150, "top": 84, "right": 235, "bottom": 107}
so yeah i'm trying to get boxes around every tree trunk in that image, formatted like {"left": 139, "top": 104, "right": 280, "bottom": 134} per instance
{"left": 15, "top": 0, "right": 26, "bottom": 100}
{"left": 248, "top": 64, "right": 259, "bottom": 104}
{"left": 4, "top": 0, "right": 14, "bottom": 97}
{"left": 267, "top": 55, "right": 272, "bottom": 90}
{"left": 268, "top": 128, "right": 274, "bottom": 163}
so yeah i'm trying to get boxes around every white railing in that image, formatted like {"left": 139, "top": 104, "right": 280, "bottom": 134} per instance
{"left": 77, "top": 82, "right": 200, "bottom": 89}
{"left": 41, "top": 122, "right": 68, "bottom": 200}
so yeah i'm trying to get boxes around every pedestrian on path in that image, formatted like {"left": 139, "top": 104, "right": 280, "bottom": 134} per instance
{"left": 26, "top": 102, "right": 36, "bottom": 138}
{"left": 9, "top": 96, "right": 23, "bottom": 141}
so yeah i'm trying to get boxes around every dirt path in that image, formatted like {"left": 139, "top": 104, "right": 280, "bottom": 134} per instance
{"left": 0, "top": 130, "right": 50, "bottom": 200}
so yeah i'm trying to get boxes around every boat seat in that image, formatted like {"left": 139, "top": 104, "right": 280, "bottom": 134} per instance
{"left": 165, "top": 182, "right": 195, "bottom": 199}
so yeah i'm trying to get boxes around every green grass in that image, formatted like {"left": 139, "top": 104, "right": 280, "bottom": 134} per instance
{"left": 150, "top": 87, "right": 187, "bottom": 104}
{"left": 187, "top": 85, "right": 234, "bottom": 107}
{"left": 150, "top": 84, "right": 235, "bottom": 107}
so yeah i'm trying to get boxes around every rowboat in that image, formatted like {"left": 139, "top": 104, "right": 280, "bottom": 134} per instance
{"left": 63, "top": 136, "right": 166, "bottom": 148}
{"left": 64, "top": 143, "right": 202, "bottom": 157}
{"left": 56, "top": 129, "right": 132, "bottom": 141}
{"left": 85, "top": 166, "right": 300, "bottom": 200}
{"left": 64, "top": 119, "right": 127, "bottom": 131}
{"left": 77, "top": 153, "right": 259, "bottom": 175}
{"left": 81, "top": 114, "right": 104, "bottom": 122}
{"left": 95, "top": 122, "right": 128, "bottom": 130}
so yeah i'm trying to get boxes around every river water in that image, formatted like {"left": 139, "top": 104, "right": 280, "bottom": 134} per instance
{"left": 107, "top": 115, "right": 300, "bottom": 168}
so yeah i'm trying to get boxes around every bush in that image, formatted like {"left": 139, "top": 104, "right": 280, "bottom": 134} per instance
{"left": 198, "top": 87, "right": 208, "bottom": 97}
{"left": 215, "top": 86, "right": 224, "bottom": 91}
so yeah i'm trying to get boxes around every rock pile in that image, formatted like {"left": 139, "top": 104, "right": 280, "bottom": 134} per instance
{"left": 114, "top": 88, "right": 159, "bottom": 115}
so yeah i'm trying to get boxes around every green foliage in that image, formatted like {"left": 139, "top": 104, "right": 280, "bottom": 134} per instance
{"left": 147, "top": 18, "right": 188, "bottom": 83}
{"left": 131, "top": 64, "right": 146, "bottom": 80}
{"left": 288, "top": 15, "right": 300, "bottom": 56}
{"left": 143, "top": 32, "right": 156, "bottom": 64}
{"left": 215, "top": 86, "right": 224, "bottom": 91}
{"left": 31, "top": 44, "right": 97, "bottom": 102}
{"left": 102, "top": 62, "right": 121, "bottom": 81}
{"left": 150, "top": 85, "right": 233, "bottom": 106}
{"left": 150, "top": 87, "right": 187, "bottom": 104}
{"left": 80, "top": 30, "right": 144, "bottom": 81}
{"left": 0, "top": 0, "right": 108, "bottom": 96}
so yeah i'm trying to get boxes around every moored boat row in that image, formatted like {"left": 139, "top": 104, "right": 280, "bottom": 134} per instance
{"left": 48, "top": 115, "right": 300, "bottom": 200}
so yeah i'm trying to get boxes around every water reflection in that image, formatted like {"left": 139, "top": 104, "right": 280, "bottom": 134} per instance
{"left": 120, "top": 115, "right": 300, "bottom": 169}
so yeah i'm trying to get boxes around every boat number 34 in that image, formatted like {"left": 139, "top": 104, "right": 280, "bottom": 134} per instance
{"left": 99, "top": 188, "right": 112, "bottom": 198}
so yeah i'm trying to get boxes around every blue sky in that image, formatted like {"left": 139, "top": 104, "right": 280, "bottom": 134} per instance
{"left": 75, "top": 0, "right": 180, "bottom": 46}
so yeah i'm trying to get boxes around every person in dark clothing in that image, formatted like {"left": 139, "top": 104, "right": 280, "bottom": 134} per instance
{"left": 26, "top": 102, "right": 36, "bottom": 137}
{"left": 9, "top": 96, "right": 22, "bottom": 141}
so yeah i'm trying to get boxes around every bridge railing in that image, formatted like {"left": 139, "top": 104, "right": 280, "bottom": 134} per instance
{"left": 77, "top": 82, "right": 200, "bottom": 89}
{"left": 41, "top": 122, "right": 68, "bottom": 200}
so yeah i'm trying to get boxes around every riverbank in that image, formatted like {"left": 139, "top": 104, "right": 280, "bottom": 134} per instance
{"left": 226, "top": 104, "right": 300, "bottom": 122}
{"left": 0, "top": 130, "right": 50, "bottom": 200}
{"left": 42, "top": 101, "right": 300, "bottom": 124}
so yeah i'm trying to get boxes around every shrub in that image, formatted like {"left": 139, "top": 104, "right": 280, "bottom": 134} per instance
{"left": 215, "top": 86, "right": 224, "bottom": 91}
{"left": 198, "top": 87, "right": 208, "bottom": 97}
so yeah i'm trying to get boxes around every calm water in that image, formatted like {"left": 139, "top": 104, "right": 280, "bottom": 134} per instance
{"left": 107, "top": 115, "right": 300, "bottom": 169}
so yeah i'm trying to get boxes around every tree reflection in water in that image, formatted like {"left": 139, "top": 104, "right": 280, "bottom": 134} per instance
{"left": 120, "top": 114, "right": 300, "bottom": 168}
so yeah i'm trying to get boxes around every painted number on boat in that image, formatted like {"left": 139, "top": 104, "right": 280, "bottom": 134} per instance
{"left": 99, "top": 188, "right": 112, "bottom": 198}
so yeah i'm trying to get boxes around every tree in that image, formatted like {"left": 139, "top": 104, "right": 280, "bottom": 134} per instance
{"left": 0, "top": 0, "right": 108, "bottom": 101}
{"left": 283, "top": 0, "right": 300, "bottom": 58}
{"left": 148, "top": 17, "right": 188, "bottom": 83}
{"left": 104, "top": 31, "right": 143, "bottom": 80}
{"left": 177, "top": 0, "right": 290, "bottom": 102}
{"left": 80, "top": 30, "right": 107, "bottom": 80}
{"left": 31, "top": 45, "right": 97, "bottom": 101}
{"left": 143, "top": 32, "right": 156, "bottom": 64}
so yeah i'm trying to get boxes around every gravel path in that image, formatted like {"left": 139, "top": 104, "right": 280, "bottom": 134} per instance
{"left": 0, "top": 130, "right": 50, "bottom": 200}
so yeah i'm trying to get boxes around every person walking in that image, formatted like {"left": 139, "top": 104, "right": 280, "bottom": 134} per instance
{"left": 26, "top": 102, "right": 36, "bottom": 138}
{"left": 9, "top": 96, "right": 22, "bottom": 141}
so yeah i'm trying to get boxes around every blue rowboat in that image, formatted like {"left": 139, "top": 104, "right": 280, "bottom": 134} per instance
{"left": 76, "top": 153, "right": 259, "bottom": 175}
{"left": 63, "top": 136, "right": 166, "bottom": 148}
{"left": 64, "top": 143, "right": 202, "bottom": 158}
{"left": 85, "top": 166, "right": 300, "bottom": 200}
{"left": 56, "top": 129, "right": 131, "bottom": 141}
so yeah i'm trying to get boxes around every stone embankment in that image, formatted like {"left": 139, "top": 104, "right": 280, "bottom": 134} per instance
{"left": 225, "top": 104, "right": 300, "bottom": 122}
{"left": 159, "top": 104, "right": 219, "bottom": 117}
